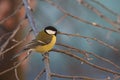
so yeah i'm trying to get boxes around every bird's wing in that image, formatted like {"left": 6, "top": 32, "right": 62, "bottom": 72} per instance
{"left": 24, "top": 39, "right": 47, "bottom": 50}
{"left": 11, "top": 39, "right": 47, "bottom": 60}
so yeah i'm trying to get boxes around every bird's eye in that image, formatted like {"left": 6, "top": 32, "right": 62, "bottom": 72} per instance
{"left": 46, "top": 30, "right": 56, "bottom": 35}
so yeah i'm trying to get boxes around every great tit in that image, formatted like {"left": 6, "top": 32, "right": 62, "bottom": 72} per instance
{"left": 12, "top": 26, "right": 58, "bottom": 59}
{"left": 26, "top": 26, "right": 58, "bottom": 53}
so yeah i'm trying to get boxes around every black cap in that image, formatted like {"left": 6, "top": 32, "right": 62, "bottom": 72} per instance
{"left": 44, "top": 26, "right": 57, "bottom": 35}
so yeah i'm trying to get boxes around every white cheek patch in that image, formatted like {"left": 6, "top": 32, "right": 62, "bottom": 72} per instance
{"left": 46, "top": 30, "right": 56, "bottom": 35}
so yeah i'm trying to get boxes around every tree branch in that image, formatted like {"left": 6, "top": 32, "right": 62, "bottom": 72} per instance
{"left": 51, "top": 73, "right": 104, "bottom": 80}
{"left": 43, "top": 53, "right": 51, "bottom": 80}
{"left": 91, "top": 0, "right": 119, "bottom": 16}
{"left": 22, "top": 0, "right": 38, "bottom": 35}
{"left": 0, "top": 19, "right": 28, "bottom": 57}
{"left": 45, "top": 0, "right": 120, "bottom": 33}
{"left": 59, "top": 32, "right": 118, "bottom": 51}
{"left": 0, "top": 51, "right": 31, "bottom": 75}
{"left": 0, "top": 19, "right": 25, "bottom": 53}
{"left": 34, "top": 68, "right": 45, "bottom": 80}
{"left": 56, "top": 43, "right": 120, "bottom": 70}
{"left": 79, "top": 0, "right": 120, "bottom": 29}
{"left": 53, "top": 49, "right": 120, "bottom": 75}
{"left": 14, "top": 66, "right": 20, "bottom": 80}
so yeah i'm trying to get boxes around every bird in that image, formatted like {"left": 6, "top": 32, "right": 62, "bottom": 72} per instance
{"left": 12, "top": 26, "right": 58, "bottom": 59}
{"left": 32, "top": 26, "right": 58, "bottom": 53}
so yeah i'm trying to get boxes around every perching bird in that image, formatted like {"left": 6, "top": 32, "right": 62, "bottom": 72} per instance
{"left": 12, "top": 26, "right": 58, "bottom": 59}
{"left": 29, "top": 26, "right": 57, "bottom": 53}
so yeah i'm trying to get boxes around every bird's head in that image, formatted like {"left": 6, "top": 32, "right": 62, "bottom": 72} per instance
{"left": 44, "top": 26, "right": 58, "bottom": 35}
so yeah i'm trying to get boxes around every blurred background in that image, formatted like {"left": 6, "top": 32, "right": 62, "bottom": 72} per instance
{"left": 0, "top": 0, "right": 120, "bottom": 80}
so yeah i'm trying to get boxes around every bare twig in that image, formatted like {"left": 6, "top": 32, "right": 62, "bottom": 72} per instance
{"left": 113, "top": 75, "right": 120, "bottom": 80}
{"left": 0, "top": 65, "right": 16, "bottom": 75}
{"left": 0, "top": 51, "right": 31, "bottom": 75}
{"left": 0, "top": 32, "right": 12, "bottom": 42}
{"left": 14, "top": 67, "right": 20, "bottom": 80}
{"left": 91, "top": 0, "right": 119, "bottom": 16}
{"left": 79, "top": 0, "right": 120, "bottom": 29}
{"left": 34, "top": 68, "right": 46, "bottom": 80}
{"left": 0, "top": 28, "right": 32, "bottom": 56}
{"left": 86, "top": 51, "right": 120, "bottom": 70}
{"left": 51, "top": 73, "right": 104, "bottom": 80}
{"left": 59, "top": 32, "right": 118, "bottom": 51}
{"left": 1, "top": 38, "right": 25, "bottom": 56}
{"left": 43, "top": 53, "right": 51, "bottom": 80}
{"left": 0, "top": 19, "right": 25, "bottom": 53}
{"left": 53, "top": 49, "right": 120, "bottom": 75}
{"left": 45, "top": 0, "right": 120, "bottom": 33}
{"left": 0, "top": 19, "right": 26, "bottom": 57}
{"left": 23, "top": 0, "right": 38, "bottom": 35}
{"left": 54, "top": 14, "right": 67, "bottom": 25}
{"left": 0, "top": 26, "right": 20, "bottom": 52}
{"left": 56, "top": 43, "right": 120, "bottom": 70}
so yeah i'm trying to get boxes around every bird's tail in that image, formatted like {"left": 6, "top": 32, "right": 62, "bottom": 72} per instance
{"left": 11, "top": 48, "right": 30, "bottom": 60}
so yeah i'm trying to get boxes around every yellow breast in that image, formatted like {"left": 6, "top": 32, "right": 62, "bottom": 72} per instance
{"left": 35, "top": 35, "right": 56, "bottom": 53}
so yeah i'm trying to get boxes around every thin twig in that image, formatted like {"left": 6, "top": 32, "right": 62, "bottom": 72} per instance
{"left": 1, "top": 38, "right": 25, "bottom": 56}
{"left": 79, "top": 0, "right": 120, "bottom": 29}
{"left": 54, "top": 14, "right": 67, "bottom": 25}
{"left": 52, "top": 49, "right": 120, "bottom": 75}
{"left": 91, "top": 0, "right": 119, "bottom": 16}
{"left": 51, "top": 73, "right": 104, "bottom": 80}
{"left": 14, "top": 67, "right": 20, "bottom": 80}
{"left": 0, "top": 51, "right": 31, "bottom": 75}
{"left": 0, "top": 26, "right": 20, "bottom": 52}
{"left": 0, "top": 19, "right": 26, "bottom": 57}
{"left": 1, "top": 28, "right": 32, "bottom": 56}
{"left": 0, "top": 32, "right": 12, "bottom": 42}
{"left": 113, "top": 75, "right": 120, "bottom": 80}
{"left": 59, "top": 32, "right": 118, "bottom": 51}
{"left": 34, "top": 68, "right": 46, "bottom": 80}
{"left": 56, "top": 43, "right": 120, "bottom": 70}
{"left": 45, "top": 0, "right": 120, "bottom": 33}
{"left": 43, "top": 53, "right": 51, "bottom": 80}
{"left": 0, "top": 19, "right": 25, "bottom": 53}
